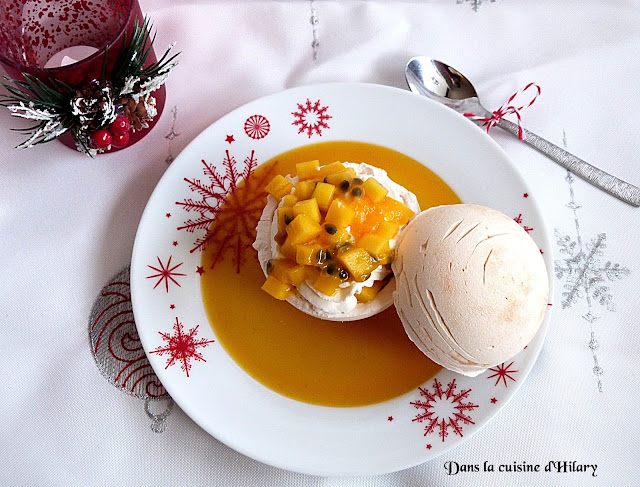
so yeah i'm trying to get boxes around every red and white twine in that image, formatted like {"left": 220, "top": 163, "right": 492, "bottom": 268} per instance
{"left": 464, "top": 83, "right": 541, "bottom": 140}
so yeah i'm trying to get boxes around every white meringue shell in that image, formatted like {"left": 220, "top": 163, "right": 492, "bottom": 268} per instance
{"left": 392, "top": 204, "right": 549, "bottom": 376}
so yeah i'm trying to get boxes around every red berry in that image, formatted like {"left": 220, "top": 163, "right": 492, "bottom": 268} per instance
{"left": 91, "top": 129, "right": 112, "bottom": 149}
{"left": 109, "top": 115, "right": 131, "bottom": 136}
{"left": 111, "top": 130, "right": 130, "bottom": 148}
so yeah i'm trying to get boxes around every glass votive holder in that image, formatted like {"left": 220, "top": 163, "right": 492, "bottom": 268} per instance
{"left": 0, "top": 0, "right": 169, "bottom": 154}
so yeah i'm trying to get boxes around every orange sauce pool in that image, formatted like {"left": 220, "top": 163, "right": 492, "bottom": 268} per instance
{"left": 201, "top": 141, "right": 461, "bottom": 407}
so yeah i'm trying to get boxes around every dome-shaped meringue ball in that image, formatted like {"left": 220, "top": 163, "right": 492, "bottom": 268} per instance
{"left": 392, "top": 204, "right": 549, "bottom": 377}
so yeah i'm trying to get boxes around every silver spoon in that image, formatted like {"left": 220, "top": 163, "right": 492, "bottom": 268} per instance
{"left": 405, "top": 56, "right": 640, "bottom": 207}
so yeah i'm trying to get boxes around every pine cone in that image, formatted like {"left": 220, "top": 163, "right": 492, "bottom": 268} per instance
{"left": 70, "top": 79, "right": 116, "bottom": 131}
{"left": 119, "top": 95, "right": 156, "bottom": 131}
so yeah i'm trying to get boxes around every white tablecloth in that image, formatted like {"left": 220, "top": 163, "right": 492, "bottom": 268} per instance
{"left": 1, "top": 1, "right": 639, "bottom": 486}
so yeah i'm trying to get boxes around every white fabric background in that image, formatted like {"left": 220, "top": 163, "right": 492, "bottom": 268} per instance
{"left": 1, "top": 1, "right": 639, "bottom": 486}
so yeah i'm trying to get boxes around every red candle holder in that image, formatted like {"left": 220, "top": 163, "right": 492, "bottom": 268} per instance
{"left": 0, "top": 0, "right": 169, "bottom": 154}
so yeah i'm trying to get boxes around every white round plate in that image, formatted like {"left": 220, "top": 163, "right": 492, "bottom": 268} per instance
{"left": 131, "top": 82, "right": 554, "bottom": 476}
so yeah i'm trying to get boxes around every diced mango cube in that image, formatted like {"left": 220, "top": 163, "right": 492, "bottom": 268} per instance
{"left": 265, "top": 175, "right": 293, "bottom": 199}
{"left": 305, "top": 266, "right": 322, "bottom": 284}
{"left": 321, "top": 226, "right": 352, "bottom": 247}
{"left": 296, "top": 160, "right": 320, "bottom": 180}
{"left": 295, "top": 244, "right": 324, "bottom": 266}
{"left": 382, "top": 198, "right": 415, "bottom": 225}
{"left": 325, "top": 199, "right": 356, "bottom": 228}
{"left": 294, "top": 180, "right": 317, "bottom": 200}
{"left": 292, "top": 198, "right": 321, "bottom": 223}
{"left": 312, "top": 182, "right": 336, "bottom": 211}
{"left": 285, "top": 264, "right": 310, "bottom": 286}
{"left": 355, "top": 280, "right": 384, "bottom": 303}
{"left": 269, "top": 259, "right": 295, "bottom": 282}
{"left": 286, "top": 214, "right": 323, "bottom": 245}
{"left": 376, "top": 222, "right": 400, "bottom": 240}
{"left": 337, "top": 247, "right": 378, "bottom": 281}
{"left": 271, "top": 259, "right": 309, "bottom": 286}
{"left": 261, "top": 275, "right": 292, "bottom": 300}
{"left": 357, "top": 234, "right": 390, "bottom": 259}
{"left": 280, "top": 237, "right": 297, "bottom": 260}
{"left": 276, "top": 207, "right": 295, "bottom": 237}
{"left": 324, "top": 168, "right": 357, "bottom": 186}
{"left": 282, "top": 194, "right": 298, "bottom": 207}
{"left": 313, "top": 272, "right": 342, "bottom": 296}
{"left": 317, "top": 161, "right": 347, "bottom": 178}
{"left": 361, "top": 177, "right": 388, "bottom": 203}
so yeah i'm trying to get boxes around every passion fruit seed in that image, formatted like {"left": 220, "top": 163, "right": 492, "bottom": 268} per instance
{"left": 339, "top": 268, "right": 349, "bottom": 280}
{"left": 326, "top": 263, "right": 338, "bottom": 275}
{"left": 339, "top": 180, "right": 350, "bottom": 191}
{"left": 336, "top": 242, "right": 353, "bottom": 253}
{"left": 316, "top": 249, "right": 332, "bottom": 263}
{"left": 352, "top": 178, "right": 363, "bottom": 185}
{"left": 324, "top": 223, "right": 337, "bottom": 235}
{"left": 351, "top": 187, "right": 363, "bottom": 197}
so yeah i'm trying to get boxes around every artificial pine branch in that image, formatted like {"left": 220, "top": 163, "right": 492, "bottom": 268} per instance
{"left": 113, "top": 17, "right": 180, "bottom": 96}
{"left": 0, "top": 74, "right": 72, "bottom": 109}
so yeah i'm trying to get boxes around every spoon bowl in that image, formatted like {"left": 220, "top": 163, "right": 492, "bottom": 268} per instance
{"left": 406, "top": 57, "right": 477, "bottom": 102}
{"left": 404, "top": 56, "right": 640, "bottom": 207}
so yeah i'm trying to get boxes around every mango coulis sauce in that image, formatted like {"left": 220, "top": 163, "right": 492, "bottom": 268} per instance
{"left": 200, "top": 141, "right": 461, "bottom": 407}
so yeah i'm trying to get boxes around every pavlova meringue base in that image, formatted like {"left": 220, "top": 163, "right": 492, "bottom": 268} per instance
{"left": 253, "top": 162, "right": 420, "bottom": 322}
{"left": 392, "top": 204, "right": 549, "bottom": 376}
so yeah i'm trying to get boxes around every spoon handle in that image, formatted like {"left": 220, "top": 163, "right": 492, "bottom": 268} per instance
{"left": 495, "top": 118, "right": 640, "bottom": 207}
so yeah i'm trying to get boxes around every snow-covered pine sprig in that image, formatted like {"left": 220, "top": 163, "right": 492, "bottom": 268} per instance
{"left": 0, "top": 74, "right": 75, "bottom": 148}
{"left": 112, "top": 17, "right": 180, "bottom": 100}
{"left": 0, "top": 16, "right": 178, "bottom": 155}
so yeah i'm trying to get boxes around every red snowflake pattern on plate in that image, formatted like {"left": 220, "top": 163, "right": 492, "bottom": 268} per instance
{"left": 176, "top": 151, "right": 278, "bottom": 272}
{"left": 146, "top": 255, "right": 186, "bottom": 292}
{"left": 244, "top": 115, "right": 270, "bottom": 139}
{"left": 514, "top": 213, "right": 533, "bottom": 233}
{"left": 292, "top": 98, "right": 331, "bottom": 138}
{"left": 410, "top": 378, "right": 478, "bottom": 443}
{"left": 487, "top": 361, "right": 518, "bottom": 387}
{"left": 150, "top": 317, "right": 215, "bottom": 377}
